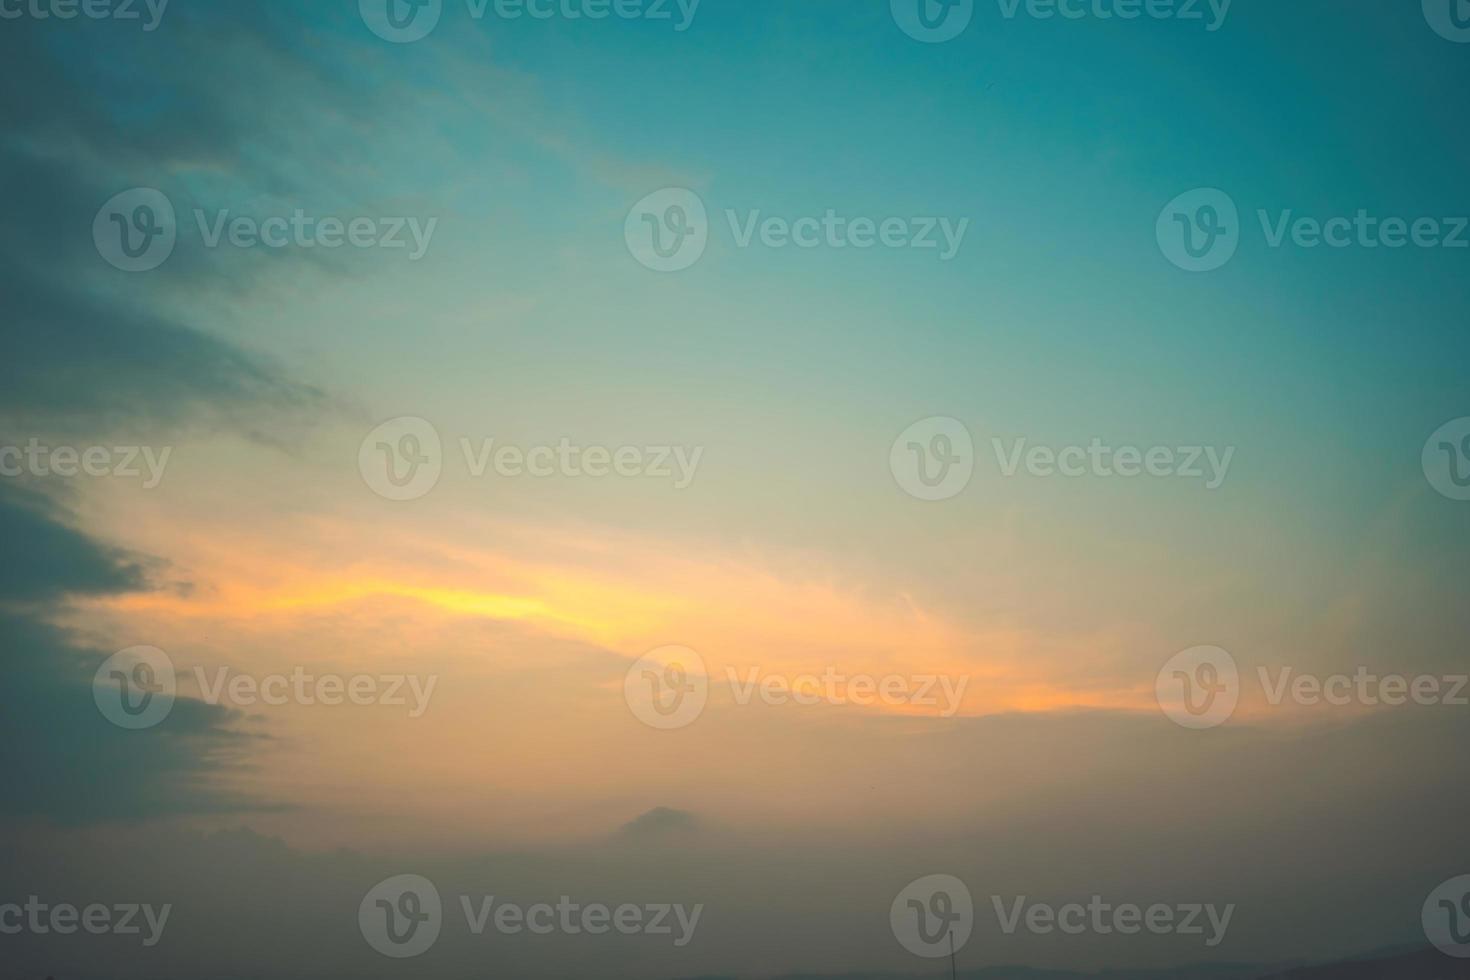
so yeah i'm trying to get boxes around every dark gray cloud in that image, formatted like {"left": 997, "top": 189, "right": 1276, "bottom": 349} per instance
{"left": 0, "top": 10, "right": 336, "bottom": 437}
{"left": 0, "top": 485, "right": 264, "bottom": 823}
{"left": 0, "top": 7, "right": 341, "bottom": 826}
{"left": 0, "top": 486, "right": 145, "bottom": 600}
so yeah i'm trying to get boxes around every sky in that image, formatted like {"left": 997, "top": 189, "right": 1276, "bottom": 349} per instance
{"left": 3, "top": 1, "right": 1470, "bottom": 977}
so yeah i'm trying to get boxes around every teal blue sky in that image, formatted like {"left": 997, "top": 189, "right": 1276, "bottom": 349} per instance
{"left": 51, "top": 0, "right": 1467, "bottom": 612}
{"left": 6, "top": 2, "right": 1470, "bottom": 976}
{"left": 33, "top": 0, "right": 1468, "bottom": 628}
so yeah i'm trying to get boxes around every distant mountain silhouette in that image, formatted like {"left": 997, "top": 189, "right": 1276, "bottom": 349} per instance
{"left": 686, "top": 945, "right": 1470, "bottom": 980}
{"left": 1260, "top": 946, "right": 1470, "bottom": 979}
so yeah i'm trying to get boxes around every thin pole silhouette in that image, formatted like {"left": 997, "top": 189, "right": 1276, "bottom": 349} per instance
{"left": 949, "top": 928, "right": 957, "bottom": 980}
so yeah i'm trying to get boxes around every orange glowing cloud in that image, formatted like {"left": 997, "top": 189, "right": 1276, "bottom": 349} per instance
{"left": 74, "top": 509, "right": 1153, "bottom": 721}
